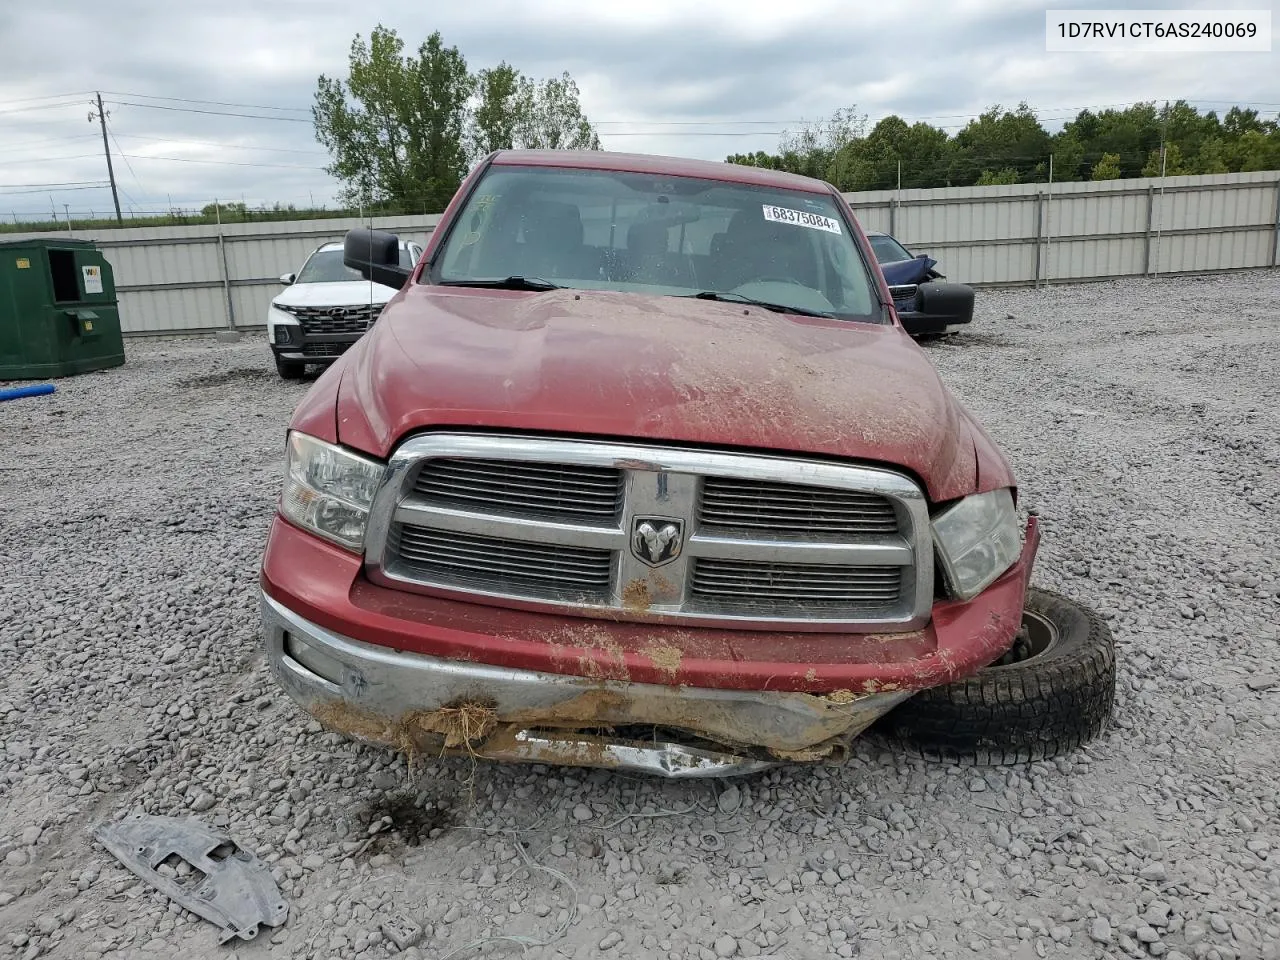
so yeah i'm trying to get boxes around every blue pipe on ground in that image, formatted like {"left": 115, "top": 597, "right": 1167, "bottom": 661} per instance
{"left": 0, "top": 384, "right": 56, "bottom": 402}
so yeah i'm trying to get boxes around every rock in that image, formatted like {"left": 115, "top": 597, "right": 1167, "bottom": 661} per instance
{"left": 1140, "top": 862, "right": 1167, "bottom": 881}
{"left": 34, "top": 915, "right": 61, "bottom": 935}
{"left": 1090, "top": 918, "right": 1113, "bottom": 944}
{"left": 968, "top": 778, "right": 987, "bottom": 793}
{"left": 598, "top": 931, "right": 622, "bottom": 950}
{"left": 160, "top": 642, "right": 183, "bottom": 664}
{"left": 717, "top": 785, "right": 742, "bottom": 815}
{"left": 379, "top": 912, "right": 423, "bottom": 951}
{"left": 189, "top": 792, "right": 216, "bottom": 812}
{"left": 5, "top": 849, "right": 29, "bottom": 867}
{"left": 1143, "top": 901, "right": 1171, "bottom": 927}
{"left": 572, "top": 804, "right": 593, "bottom": 822}
{"left": 714, "top": 934, "right": 739, "bottom": 958}
{"left": 1209, "top": 914, "right": 1229, "bottom": 935}
{"left": 1183, "top": 921, "right": 1207, "bottom": 944}
{"left": 20, "top": 827, "right": 42, "bottom": 846}
{"left": 1136, "top": 924, "right": 1159, "bottom": 943}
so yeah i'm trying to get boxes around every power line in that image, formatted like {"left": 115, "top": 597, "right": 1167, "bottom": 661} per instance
{"left": 0, "top": 134, "right": 99, "bottom": 155}
{"left": 0, "top": 183, "right": 109, "bottom": 196}
{"left": 104, "top": 119, "right": 143, "bottom": 208}
{"left": 0, "top": 98, "right": 90, "bottom": 117}
{"left": 120, "top": 153, "right": 327, "bottom": 170}
{"left": 0, "top": 153, "right": 100, "bottom": 166}
{"left": 105, "top": 100, "right": 313, "bottom": 123}
{"left": 0, "top": 90, "right": 93, "bottom": 107}
{"left": 99, "top": 91, "right": 312, "bottom": 113}
{"left": 112, "top": 132, "right": 328, "bottom": 157}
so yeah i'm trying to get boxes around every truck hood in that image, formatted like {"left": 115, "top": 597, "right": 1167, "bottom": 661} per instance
{"left": 273, "top": 279, "right": 398, "bottom": 308}
{"left": 334, "top": 286, "right": 982, "bottom": 502}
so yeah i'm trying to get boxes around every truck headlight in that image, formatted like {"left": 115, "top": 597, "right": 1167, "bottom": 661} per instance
{"left": 931, "top": 488, "right": 1020, "bottom": 601}
{"left": 280, "top": 432, "right": 385, "bottom": 551}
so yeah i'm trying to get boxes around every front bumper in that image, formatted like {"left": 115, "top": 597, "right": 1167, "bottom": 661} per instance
{"left": 269, "top": 323, "right": 362, "bottom": 363}
{"left": 262, "top": 591, "right": 910, "bottom": 776}
{"left": 898, "top": 310, "right": 971, "bottom": 337}
{"left": 258, "top": 515, "right": 1040, "bottom": 775}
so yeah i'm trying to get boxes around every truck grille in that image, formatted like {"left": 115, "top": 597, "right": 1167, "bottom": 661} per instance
{"left": 699, "top": 477, "right": 898, "bottom": 538}
{"left": 888, "top": 284, "right": 919, "bottom": 308}
{"left": 370, "top": 436, "right": 932, "bottom": 631}
{"left": 690, "top": 559, "right": 901, "bottom": 611}
{"left": 392, "top": 524, "right": 612, "bottom": 601}
{"left": 285, "top": 303, "right": 380, "bottom": 336}
{"left": 414, "top": 458, "right": 623, "bottom": 523}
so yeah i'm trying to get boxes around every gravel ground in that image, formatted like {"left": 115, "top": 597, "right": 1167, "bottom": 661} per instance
{"left": 2, "top": 270, "right": 1278, "bottom": 960}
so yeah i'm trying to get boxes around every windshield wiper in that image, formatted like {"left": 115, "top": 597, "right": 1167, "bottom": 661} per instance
{"left": 685, "top": 290, "right": 835, "bottom": 319}
{"left": 438, "top": 276, "right": 562, "bottom": 291}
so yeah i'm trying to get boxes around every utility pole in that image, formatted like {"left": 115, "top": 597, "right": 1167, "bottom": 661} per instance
{"left": 89, "top": 92, "right": 124, "bottom": 226}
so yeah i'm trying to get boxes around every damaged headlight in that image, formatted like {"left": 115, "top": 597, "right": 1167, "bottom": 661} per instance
{"left": 931, "top": 488, "right": 1020, "bottom": 601}
{"left": 280, "top": 431, "right": 385, "bottom": 551}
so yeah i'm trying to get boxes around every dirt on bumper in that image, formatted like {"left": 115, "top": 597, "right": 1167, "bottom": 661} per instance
{"left": 261, "top": 593, "right": 912, "bottom": 771}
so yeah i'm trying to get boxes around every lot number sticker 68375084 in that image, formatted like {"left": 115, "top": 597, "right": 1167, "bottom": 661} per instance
{"left": 762, "top": 204, "right": 842, "bottom": 234}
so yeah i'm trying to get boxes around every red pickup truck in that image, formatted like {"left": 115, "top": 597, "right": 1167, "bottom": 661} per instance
{"left": 259, "top": 150, "right": 1115, "bottom": 777}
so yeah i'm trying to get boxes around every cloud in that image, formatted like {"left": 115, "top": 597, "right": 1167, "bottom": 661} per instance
{"left": 0, "top": 0, "right": 1277, "bottom": 219}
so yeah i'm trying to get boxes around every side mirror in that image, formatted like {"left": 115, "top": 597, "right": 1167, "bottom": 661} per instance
{"left": 344, "top": 228, "right": 412, "bottom": 289}
{"left": 914, "top": 282, "right": 974, "bottom": 324}
{"left": 279, "top": 273, "right": 295, "bottom": 285}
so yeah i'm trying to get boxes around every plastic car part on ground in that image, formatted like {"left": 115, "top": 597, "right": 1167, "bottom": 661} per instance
{"left": 0, "top": 383, "right": 56, "bottom": 402}
{"left": 92, "top": 813, "right": 288, "bottom": 944}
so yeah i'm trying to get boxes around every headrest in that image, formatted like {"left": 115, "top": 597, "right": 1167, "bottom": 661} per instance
{"left": 522, "top": 200, "right": 583, "bottom": 246}
{"left": 627, "top": 221, "right": 669, "bottom": 257}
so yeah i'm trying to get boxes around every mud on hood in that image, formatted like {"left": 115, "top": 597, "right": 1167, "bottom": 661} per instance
{"left": 335, "top": 286, "right": 980, "bottom": 502}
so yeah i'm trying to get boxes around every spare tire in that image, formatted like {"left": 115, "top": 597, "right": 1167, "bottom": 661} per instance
{"left": 877, "top": 588, "right": 1116, "bottom": 765}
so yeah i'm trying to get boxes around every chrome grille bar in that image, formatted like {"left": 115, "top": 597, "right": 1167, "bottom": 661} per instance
{"left": 414, "top": 458, "right": 624, "bottom": 523}
{"left": 699, "top": 476, "right": 899, "bottom": 537}
{"left": 392, "top": 525, "right": 613, "bottom": 599}
{"left": 365, "top": 434, "right": 933, "bottom": 632}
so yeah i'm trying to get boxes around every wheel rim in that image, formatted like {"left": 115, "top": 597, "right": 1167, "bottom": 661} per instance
{"left": 986, "top": 609, "right": 1059, "bottom": 670}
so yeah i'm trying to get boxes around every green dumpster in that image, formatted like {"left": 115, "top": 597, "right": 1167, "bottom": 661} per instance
{"left": 0, "top": 237, "right": 125, "bottom": 380}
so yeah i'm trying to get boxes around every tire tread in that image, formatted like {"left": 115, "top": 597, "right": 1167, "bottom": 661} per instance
{"left": 877, "top": 588, "right": 1116, "bottom": 766}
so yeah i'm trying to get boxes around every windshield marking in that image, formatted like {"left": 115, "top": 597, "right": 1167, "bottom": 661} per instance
{"left": 761, "top": 204, "right": 842, "bottom": 234}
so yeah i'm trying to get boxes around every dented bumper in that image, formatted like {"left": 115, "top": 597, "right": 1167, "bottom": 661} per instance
{"left": 258, "top": 515, "right": 1040, "bottom": 776}
{"left": 262, "top": 591, "right": 910, "bottom": 775}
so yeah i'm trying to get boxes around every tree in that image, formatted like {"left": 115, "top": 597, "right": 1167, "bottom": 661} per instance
{"left": 1091, "top": 153, "right": 1123, "bottom": 180}
{"left": 976, "top": 168, "right": 1019, "bottom": 185}
{"left": 519, "top": 73, "right": 601, "bottom": 151}
{"left": 948, "top": 103, "right": 1051, "bottom": 185}
{"left": 1060, "top": 103, "right": 1160, "bottom": 179}
{"left": 314, "top": 27, "right": 473, "bottom": 211}
{"left": 471, "top": 63, "right": 531, "bottom": 158}
{"left": 827, "top": 116, "right": 951, "bottom": 191}
{"left": 1140, "top": 143, "right": 1189, "bottom": 177}
{"left": 1236, "top": 129, "right": 1280, "bottom": 171}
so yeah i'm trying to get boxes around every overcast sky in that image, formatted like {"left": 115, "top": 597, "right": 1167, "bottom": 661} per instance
{"left": 1, "top": 0, "right": 1276, "bottom": 220}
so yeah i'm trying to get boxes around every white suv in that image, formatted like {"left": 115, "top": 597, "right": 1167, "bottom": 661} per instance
{"left": 266, "top": 238, "right": 423, "bottom": 379}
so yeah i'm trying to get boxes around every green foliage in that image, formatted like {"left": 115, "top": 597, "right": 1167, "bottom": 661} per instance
{"left": 948, "top": 103, "right": 1051, "bottom": 185}
{"left": 1141, "top": 143, "right": 1190, "bottom": 178}
{"left": 976, "top": 168, "right": 1019, "bottom": 186}
{"left": 726, "top": 100, "right": 1280, "bottom": 190}
{"left": 314, "top": 26, "right": 600, "bottom": 212}
{"left": 1091, "top": 153, "right": 1123, "bottom": 180}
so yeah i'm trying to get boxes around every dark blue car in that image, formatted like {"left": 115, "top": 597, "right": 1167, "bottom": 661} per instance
{"left": 866, "top": 231, "right": 974, "bottom": 337}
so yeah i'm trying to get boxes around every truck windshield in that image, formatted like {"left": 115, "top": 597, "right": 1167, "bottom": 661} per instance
{"left": 868, "top": 234, "right": 914, "bottom": 265}
{"left": 432, "top": 165, "right": 882, "bottom": 321}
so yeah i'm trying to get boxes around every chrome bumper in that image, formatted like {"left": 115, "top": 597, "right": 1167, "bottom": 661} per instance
{"left": 260, "top": 592, "right": 911, "bottom": 778}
